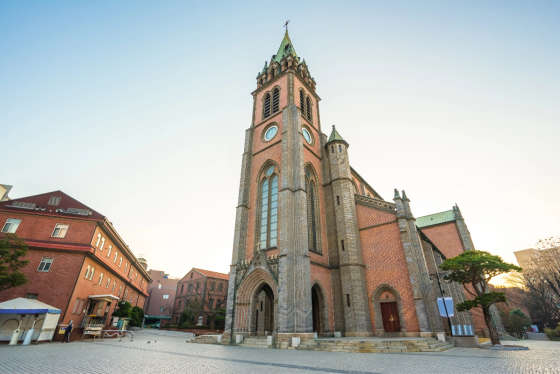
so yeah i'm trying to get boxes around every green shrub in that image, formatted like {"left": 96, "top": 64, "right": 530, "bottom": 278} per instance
{"left": 544, "top": 323, "right": 560, "bottom": 341}
{"left": 129, "top": 306, "right": 144, "bottom": 327}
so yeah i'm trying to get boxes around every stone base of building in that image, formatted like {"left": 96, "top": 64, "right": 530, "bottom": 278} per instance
{"left": 344, "top": 331, "right": 373, "bottom": 337}
{"left": 275, "top": 333, "right": 316, "bottom": 349}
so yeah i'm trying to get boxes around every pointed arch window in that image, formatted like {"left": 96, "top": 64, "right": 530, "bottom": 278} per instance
{"left": 272, "top": 87, "right": 280, "bottom": 113}
{"left": 299, "top": 89, "right": 305, "bottom": 114}
{"left": 263, "top": 93, "right": 271, "bottom": 119}
{"left": 305, "top": 166, "right": 321, "bottom": 253}
{"left": 259, "top": 165, "right": 279, "bottom": 249}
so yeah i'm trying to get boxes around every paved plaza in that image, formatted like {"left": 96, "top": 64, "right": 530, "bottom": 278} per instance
{"left": 1, "top": 330, "right": 559, "bottom": 374}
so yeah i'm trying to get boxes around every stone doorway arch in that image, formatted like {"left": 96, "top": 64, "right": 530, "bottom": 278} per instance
{"left": 311, "top": 283, "right": 327, "bottom": 335}
{"left": 252, "top": 283, "right": 274, "bottom": 336}
{"left": 372, "top": 284, "right": 406, "bottom": 335}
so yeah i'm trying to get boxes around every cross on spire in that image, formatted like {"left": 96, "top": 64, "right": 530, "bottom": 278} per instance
{"left": 284, "top": 20, "right": 290, "bottom": 33}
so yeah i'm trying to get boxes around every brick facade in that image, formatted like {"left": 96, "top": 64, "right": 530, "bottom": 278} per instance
{"left": 0, "top": 191, "right": 150, "bottom": 340}
{"left": 224, "top": 31, "right": 488, "bottom": 346}
{"left": 172, "top": 268, "right": 228, "bottom": 329}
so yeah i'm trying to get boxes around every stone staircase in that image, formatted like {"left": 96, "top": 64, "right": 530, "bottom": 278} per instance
{"left": 241, "top": 336, "right": 273, "bottom": 348}
{"left": 296, "top": 337, "right": 454, "bottom": 353}
{"left": 191, "top": 334, "right": 221, "bottom": 344}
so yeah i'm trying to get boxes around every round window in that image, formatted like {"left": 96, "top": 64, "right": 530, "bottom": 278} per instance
{"left": 302, "top": 127, "right": 313, "bottom": 145}
{"left": 264, "top": 125, "right": 278, "bottom": 142}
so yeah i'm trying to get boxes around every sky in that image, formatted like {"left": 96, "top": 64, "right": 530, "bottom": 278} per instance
{"left": 1, "top": 1, "right": 559, "bottom": 278}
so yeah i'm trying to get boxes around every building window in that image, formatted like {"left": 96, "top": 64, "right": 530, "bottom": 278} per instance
{"left": 119, "top": 257, "right": 123, "bottom": 267}
{"left": 299, "top": 89, "right": 305, "bottom": 113}
{"left": 37, "top": 257, "right": 53, "bottom": 272}
{"left": 25, "top": 293, "right": 38, "bottom": 299}
{"left": 272, "top": 87, "right": 280, "bottom": 113}
{"left": 336, "top": 195, "right": 340, "bottom": 205}
{"left": 85, "top": 265, "right": 91, "bottom": 279}
{"left": 158, "top": 283, "right": 163, "bottom": 290}
{"left": 99, "top": 237, "right": 105, "bottom": 251}
{"left": 208, "top": 298, "right": 214, "bottom": 308}
{"left": 163, "top": 294, "right": 169, "bottom": 300}
{"left": 338, "top": 144, "right": 342, "bottom": 152}
{"left": 160, "top": 306, "right": 164, "bottom": 313}
{"left": 263, "top": 92, "right": 271, "bottom": 118}
{"left": 218, "top": 282, "right": 223, "bottom": 292}
{"left": 210, "top": 281, "right": 215, "bottom": 291}
{"left": 114, "top": 251, "right": 118, "bottom": 263}
{"left": 89, "top": 267, "right": 95, "bottom": 280}
{"left": 51, "top": 224, "right": 69, "bottom": 238}
{"left": 263, "top": 124, "right": 278, "bottom": 142}
{"left": 112, "top": 281, "right": 116, "bottom": 292}
{"left": 188, "top": 284, "right": 193, "bottom": 292}
{"left": 98, "top": 272, "right": 104, "bottom": 285}
{"left": 1, "top": 218, "right": 21, "bottom": 233}
{"left": 306, "top": 96, "right": 312, "bottom": 121}
{"left": 258, "top": 165, "right": 278, "bottom": 249}
{"left": 306, "top": 179, "right": 318, "bottom": 252}
{"left": 107, "top": 245, "right": 112, "bottom": 257}
{"left": 196, "top": 282, "right": 200, "bottom": 290}
{"left": 106, "top": 277, "right": 111, "bottom": 288}
{"left": 95, "top": 233, "right": 101, "bottom": 247}
{"left": 346, "top": 294, "right": 351, "bottom": 307}
{"left": 302, "top": 127, "right": 313, "bottom": 145}
{"left": 47, "top": 196, "right": 61, "bottom": 206}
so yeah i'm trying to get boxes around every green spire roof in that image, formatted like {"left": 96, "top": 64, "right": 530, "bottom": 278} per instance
{"left": 273, "top": 31, "right": 298, "bottom": 63}
{"left": 327, "top": 125, "right": 345, "bottom": 143}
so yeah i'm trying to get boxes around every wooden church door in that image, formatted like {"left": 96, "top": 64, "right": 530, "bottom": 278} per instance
{"left": 380, "top": 302, "right": 401, "bottom": 332}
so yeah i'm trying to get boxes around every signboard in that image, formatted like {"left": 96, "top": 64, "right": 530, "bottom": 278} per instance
{"left": 437, "top": 297, "right": 454, "bottom": 317}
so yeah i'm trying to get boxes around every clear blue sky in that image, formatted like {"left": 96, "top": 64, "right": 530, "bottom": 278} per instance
{"left": 2, "top": 1, "right": 559, "bottom": 277}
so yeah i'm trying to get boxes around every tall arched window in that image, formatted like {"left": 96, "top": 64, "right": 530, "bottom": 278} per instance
{"left": 272, "top": 87, "right": 280, "bottom": 113}
{"left": 263, "top": 93, "right": 271, "bottom": 119}
{"left": 299, "top": 89, "right": 305, "bottom": 114}
{"left": 305, "top": 166, "right": 320, "bottom": 252}
{"left": 306, "top": 96, "right": 312, "bottom": 121}
{"left": 259, "top": 165, "right": 279, "bottom": 249}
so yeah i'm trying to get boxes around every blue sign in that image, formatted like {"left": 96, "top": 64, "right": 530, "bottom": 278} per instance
{"left": 437, "top": 297, "right": 454, "bottom": 317}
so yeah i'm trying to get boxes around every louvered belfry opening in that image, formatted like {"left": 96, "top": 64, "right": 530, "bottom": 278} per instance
{"left": 263, "top": 93, "right": 271, "bottom": 118}
{"left": 272, "top": 87, "right": 280, "bottom": 113}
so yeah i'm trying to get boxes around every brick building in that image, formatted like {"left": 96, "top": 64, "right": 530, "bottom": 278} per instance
{"left": 144, "top": 270, "right": 178, "bottom": 326}
{"left": 224, "top": 30, "right": 495, "bottom": 346}
{"left": 172, "top": 268, "right": 228, "bottom": 329}
{"left": 0, "top": 190, "right": 150, "bottom": 340}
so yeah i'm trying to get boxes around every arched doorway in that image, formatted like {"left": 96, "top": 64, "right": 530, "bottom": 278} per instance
{"left": 372, "top": 284, "right": 405, "bottom": 335}
{"left": 311, "top": 284, "right": 324, "bottom": 334}
{"left": 252, "top": 283, "right": 274, "bottom": 336}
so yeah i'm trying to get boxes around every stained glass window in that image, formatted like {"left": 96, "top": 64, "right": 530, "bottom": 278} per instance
{"left": 259, "top": 166, "right": 278, "bottom": 249}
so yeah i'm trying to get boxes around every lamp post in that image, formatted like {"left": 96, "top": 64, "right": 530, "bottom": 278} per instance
{"left": 430, "top": 272, "right": 453, "bottom": 335}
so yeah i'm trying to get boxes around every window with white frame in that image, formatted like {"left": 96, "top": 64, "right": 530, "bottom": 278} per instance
{"left": 106, "top": 277, "right": 111, "bottom": 288}
{"left": 99, "top": 237, "right": 105, "bottom": 251}
{"left": 85, "top": 265, "right": 91, "bottom": 279}
{"left": 98, "top": 272, "right": 104, "bottom": 285}
{"left": 95, "top": 233, "right": 101, "bottom": 247}
{"left": 51, "top": 224, "right": 69, "bottom": 238}
{"left": 107, "top": 245, "right": 112, "bottom": 257}
{"left": 118, "top": 256, "right": 122, "bottom": 267}
{"left": 1, "top": 218, "right": 22, "bottom": 233}
{"left": 114, "top": 251, "right": 118, "bottom": 263}
{"left": 112, "top": 281, "right": 116, "bottom": 292}
{"left": 158, "top": 283, "right": 162, "bottom": 289}
{"left": 162, "top": 294, "right": 169, "bottom": 299}
{"left": 89, "top": 267, "right": 95, "bottom": 280}
{"left": 37, "top": 257, "right": 53, "bottom": 272}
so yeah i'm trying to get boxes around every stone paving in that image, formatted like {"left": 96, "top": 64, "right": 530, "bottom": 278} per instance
{"left": 1, "top": 329, "right": 559, "bottom": 374}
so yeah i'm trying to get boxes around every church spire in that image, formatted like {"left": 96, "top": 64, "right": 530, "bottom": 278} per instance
{"left": 272, "top": 29, "right": 298, "bottom": 63}
{"left": 327, "top": 125, "right": 346, "bottom": 144}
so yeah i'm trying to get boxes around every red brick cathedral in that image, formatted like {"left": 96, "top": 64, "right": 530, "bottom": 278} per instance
{"left": 224, "top": 31, "right": 487, "bottom": 346}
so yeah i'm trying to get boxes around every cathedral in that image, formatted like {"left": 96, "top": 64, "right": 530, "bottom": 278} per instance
{"left": 223, "top": 30, "right": 486, "bottom": 347}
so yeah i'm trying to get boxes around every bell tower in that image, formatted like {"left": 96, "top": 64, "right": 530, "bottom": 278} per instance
{"left": 224, "top": 28, "right": 321, "bottom": 345}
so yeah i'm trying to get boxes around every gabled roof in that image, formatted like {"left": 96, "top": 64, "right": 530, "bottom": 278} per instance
{"left": 273, "top": 31, "right": 298, "bottom": 63}
{"left": 0, "top": 297, "right": 61, "bottom": 314}
{"left": 192, "top": 268, "right": 229, "bottom": 281}
{"left": 416, "top": 210, "right": 456, "bottom": 228}
{"left": 0, "top": 190, "right": 105, "bottom": 220}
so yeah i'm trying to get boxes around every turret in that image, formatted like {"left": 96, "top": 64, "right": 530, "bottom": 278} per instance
{"left": 326, "top": 125, "right": 372, "bottom": 336}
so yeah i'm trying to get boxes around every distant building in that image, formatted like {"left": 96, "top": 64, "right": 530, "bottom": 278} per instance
{"left": 0, "top": 184, "right": 12, "bottom": 201}
{"left": 0, "top": 190, "right": 150, "bottom": 340}
{"left": 144, "top": 270, "right": 178, "bottom": 326}
{"left": 173, "top": 268, "right": 228, "bottom": 329}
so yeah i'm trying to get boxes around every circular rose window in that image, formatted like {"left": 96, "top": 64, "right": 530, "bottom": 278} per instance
{"left": 264, "top": 125, "right": 278, "bottom": 142}
{"left": 302, "top": 127, "right": 313, "bottom": 145}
